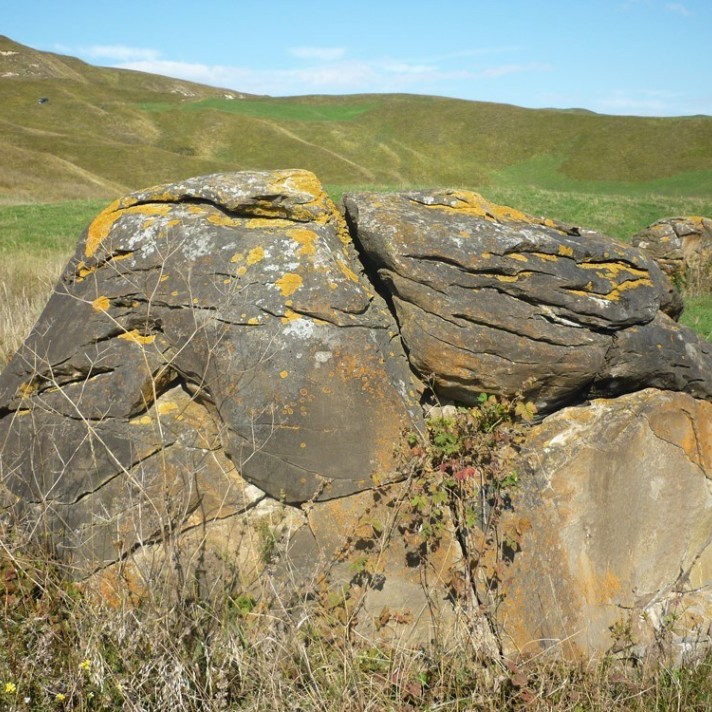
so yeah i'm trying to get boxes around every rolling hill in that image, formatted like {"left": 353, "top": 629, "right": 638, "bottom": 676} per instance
{"left": 1, "top": 35, "right": 711, "bottom": 210}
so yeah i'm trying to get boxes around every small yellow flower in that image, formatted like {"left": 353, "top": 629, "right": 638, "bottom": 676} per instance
{"left": 55, "top": 692, "right": 66, "bottom": 702}
{"left": 4, "top": 682, "right": 17, "bottom": 694}
{"left": 79, "top": 658, "right": 91, "bottom": 672}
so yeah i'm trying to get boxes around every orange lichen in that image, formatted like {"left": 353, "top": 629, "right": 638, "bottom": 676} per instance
{"left": 92, "top": 296, "right": 111, "bottom": 312}
{"left": 85, "top": 202, "right": 173, "bottom": 258}
{"left": 579, "top": 261, "right": 649, "bottom": 279}
{"left": 207, "top": 213, "right": 240, "bottom": 228}
{"left": 288, "top": 228, "right": 318, "bottom": 256}
{"left": 337, "top": 261, "right": 360, "bottom": 284}
{"left": 246, "top": 218, "right": 293, "bottom": 229}
{"left": 280, "top": 370, "right": 289, "bottom": 379}
{"left": 156, "top": 401, "right": 179, "bottom": 416}
{"left": 246, "top": 246, "right": 265, "bottom": 265}
{"left": 276, "top": 273, "right": 303, "bottom": 296}
{"left": 118, "top": 330, "right": 156, "bottom": 345}
{"left": 529, "top": 251, "right": 558, "bottom": 262}
{"left": 420, "top": 190, "right": 552, "bottom": 227}
{"left": 280, "top": 309, "right": 302, "bottom": 324}
{"left": 130, "top": 415, "right": 153, "bottom": 426}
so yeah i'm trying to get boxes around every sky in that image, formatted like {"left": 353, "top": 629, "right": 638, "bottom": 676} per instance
{"left": 3, "top": 0, "right": 711, "bottom": 117}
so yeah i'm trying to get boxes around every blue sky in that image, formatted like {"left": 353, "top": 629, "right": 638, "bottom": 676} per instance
{"left": 4, "top": 0, "right": 711, "bottom": 116}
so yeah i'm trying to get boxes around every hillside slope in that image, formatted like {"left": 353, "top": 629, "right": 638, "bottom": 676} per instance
{"left": 1, "top": 36, "right": 711, "bottom": 203}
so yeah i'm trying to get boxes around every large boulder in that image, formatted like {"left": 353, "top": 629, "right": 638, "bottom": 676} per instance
{"left": 632, "top": 216, "right": 712, "bottom": 293}
{"left": 2, "top": 173, "right": 712, "bottom": 661}
{"left": 495, "top": 389, "right": 712, "bottom": 661}
{"left": 343, "top": 189, "right": 710, "bottom": 412}
{"left": 0, "top": 170, "right": 422, "bottom": 570}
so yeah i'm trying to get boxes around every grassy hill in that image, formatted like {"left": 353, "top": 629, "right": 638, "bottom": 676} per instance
{"left": 1, "top": 35, "right": 711, "bottom": 229}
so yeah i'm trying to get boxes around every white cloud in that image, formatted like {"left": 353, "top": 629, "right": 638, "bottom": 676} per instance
{"left": 289, "top": 47, "right": 347, "bottom": 61}
{"left": 81, "top": 45, "right": 161, "bottom": 62}
{"left": 666, "top": 3, "right": 694, "bottom": 16}
{"left": 115, "top": 56, "right": 553, "bottom": 96}
{"left": 60, "top": 35, "right": 541, "bottom": 101}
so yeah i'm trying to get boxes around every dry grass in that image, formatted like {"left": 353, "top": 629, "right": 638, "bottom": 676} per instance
{"left": 0, "top": 251, "right": 67, "bottom": 366}
{"left": 0, "top": 522, "right": 711, "bottom": 712}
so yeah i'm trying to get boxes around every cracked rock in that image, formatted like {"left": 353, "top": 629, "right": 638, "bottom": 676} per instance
{"left": 343, "top": 189, "right": 710, "bottom": 412}
{"left": 0, "top": 170, "right": 423, "bottom": 572}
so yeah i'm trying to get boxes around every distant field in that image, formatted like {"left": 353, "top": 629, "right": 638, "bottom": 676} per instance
{"left": 0, "top": 199, "right": 106, "bottom": 253}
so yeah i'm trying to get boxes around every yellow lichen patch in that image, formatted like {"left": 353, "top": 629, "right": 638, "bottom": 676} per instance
{"left": 529, "top": 251, "right": 558, "bottom": 262}
{"left": 92, "top": 296, "right": 111, "bottom": 312}
{"left": 508, "top": 253, "right": 529, "bottom": 263}
{"left": 246, "top": 218, "right": 293, "bottom": 229}
{"left": 276, "top": 272, "right": 303, "bottom": 296}
{"left": 247, "top": 246, "right": 265, "bottom": 265}
{"left": 495, "top": 272, "right": 532, "bottom": 283}
{"left": 565, "top": 288, "right": 592, "bottom": 298}
{"left": 566, "top": 277, "right": 653, "bottom": 301}
{"left": 236, "top": 266, "right": 248, "bottom": 277}
{"left": 130, "top": 415, "right": 153, "bottom": 426}
{"left": 84, "top": 198, "right": 122, "bottom": 257}
{"left": 110, "top": 252, "right": 133, "bottom": 262}
{"left": 18, "top": 381, "right": 37, "bottom": 398}
{"left": 420, "top": 190, "right": 543, "bottom": 226}
{"left": 206, "top": 213, "right": 236, "bottom": 228}
{"left": 288, "top": 228, "right": 318, "bottom": 256}
{"left": 605, "top": 278, "right": 653, "bottom": 300}
{"left": 282, "top": 170, "right": 323, "bottom": 197}
{"left": 337, "top": 222, "right": 353, "bottom": 246}
{"left": 558, "top": 245, "right": 575, "bottom": 257}
{"left": 160, "top": 274, "right": 170, "bottom": 282}
{"left": 165, "top": 219, "right": 180, "bottom": 229}
{"left": 188, "top": 205, "right": 206, "bottom": 215}
{"left": 171, "top": 290, "right": 180, "bottom": 297}
{"left": 85, "top": 202, "right": 174, "bottom": 258}
{"left": 247, "top": 317, "right": 260, "bottom": 325}
{"left": 281, "top": 309, "right": 302, "bottom": 324}
{"left": 579, "top": 261, "right": 649, "bottom": 279}
{"left": 118, "top": 330, "right": 156, "bottom": 345}
{"left": 337, "top": 260, "right": 360, "bottom": 283}
{"left": 280, "top": 370, "right": 289, "bottom": 379}
{"left": 157, "top": 401, "right": 179, "bottom": 416}
{"left": 76, "top": 260, "right": 92, "bottom": 278}
{"left": 230, "top": 252, "right": 245, "bottom": 263}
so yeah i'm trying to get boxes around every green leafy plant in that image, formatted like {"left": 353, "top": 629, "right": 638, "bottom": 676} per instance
{"left": 402, "top": 393, "right": 536, "bottom": 614}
